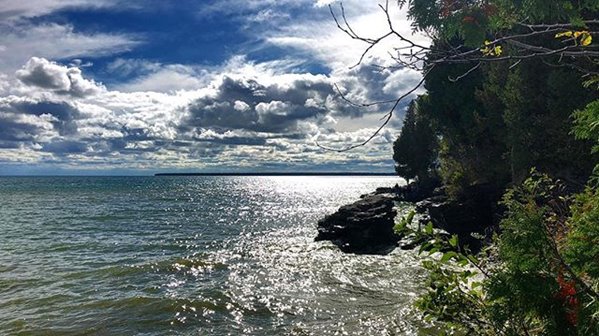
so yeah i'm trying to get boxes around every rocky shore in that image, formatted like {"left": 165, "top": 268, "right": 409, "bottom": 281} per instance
{"left": 315, "top": 182, "right": 499, "bottom": 254}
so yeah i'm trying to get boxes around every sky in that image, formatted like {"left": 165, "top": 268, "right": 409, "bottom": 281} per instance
{"left": 0, "top": 0, "right": 427, "bottom": 175}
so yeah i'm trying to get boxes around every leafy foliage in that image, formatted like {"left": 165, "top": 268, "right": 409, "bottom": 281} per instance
{"left": 407, "top": 0, "right": 599, "bottom": 47}
{"left": 572, "top": 94, "right": 599, "bottom": 184}
{"left": 380, "top": 1, "right": 599, "bottom": 334}
{"left": 399, "top": 171, "right": 599, "bottom": 335}
{"left": 417, "top": 43, "right": 597, "bottom": 196}
{"left": 564, "top": 188, "right": 599, "bottom": 284}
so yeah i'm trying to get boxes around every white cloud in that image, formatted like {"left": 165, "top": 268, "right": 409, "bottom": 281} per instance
{"left": 0, "top": 23, "right": 140, "bottom": 74}
{"left": 234, "top": 100, "right": 250, "bottom": 111}
{"left": 0, "top": 9, "right": 409, "bottom": 172}
{"left": 0, "top": 0, "right": 118, "bottom": 21}
{"left": 113, "top": 65, "right": 209, "bottom": 93}
{"left": 0, "top": 0, "right": 419, "bottom": 170}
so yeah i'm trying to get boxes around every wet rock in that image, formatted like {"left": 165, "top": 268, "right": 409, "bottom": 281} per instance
{"left": 315, "top": 193, "right": 399, "bottom": 255}
{"left": 312, "top": 177, "right": 508, "bottom": 255}
{"left": 316, "top": 180, "right": 443, "bottom": 255}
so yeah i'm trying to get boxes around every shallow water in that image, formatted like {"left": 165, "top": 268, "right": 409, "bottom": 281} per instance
{"left": 0, "top": 176, "right": 433, "bottom": 335}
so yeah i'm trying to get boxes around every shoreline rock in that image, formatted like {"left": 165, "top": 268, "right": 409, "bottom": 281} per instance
{"left": 315, "top": 192, "right": 399, "bottom": 254}
{"left": 415, "top": 183, "right": 501, "bottom": 251}
{"left": 315, "top": 183, "right": 433, "bottom": 254}
{"left": 315, "top": 181, "right": 500, "bottom": 255}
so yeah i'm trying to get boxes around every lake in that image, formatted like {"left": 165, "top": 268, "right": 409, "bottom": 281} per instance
{"left": 0, "top": 176, "right": 433, "bottom": 335}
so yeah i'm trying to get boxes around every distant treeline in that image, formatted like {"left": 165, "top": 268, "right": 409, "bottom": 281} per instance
{"left": 155, "top": 172, "right": 397, "bottom": 176}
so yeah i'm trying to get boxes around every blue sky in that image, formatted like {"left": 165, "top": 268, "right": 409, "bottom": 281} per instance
{"left": 0, "top": 0, "right": 427, "bottom": 174}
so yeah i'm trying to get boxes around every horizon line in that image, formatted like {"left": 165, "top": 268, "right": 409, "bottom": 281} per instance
{"left": 0, "top": 172, "right": 398, "bottom": 177}
{"left": 154, "top": 172, "right": 397, "bottom": 177}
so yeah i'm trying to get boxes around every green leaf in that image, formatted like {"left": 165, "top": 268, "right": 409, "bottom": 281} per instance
{"left": 419, "top": 242, "right": 431, "bottom": 254}
{"left": 424, "top": 222, "right": 434, "bottom": 235}
{"left": 467, "top": 254, "right": 479, "bottom": 264}
{"left": 449, "top": 234, "right": 459, "bottom": 248}
{"left": 569, "top": 16, "right": 585, "bottom": 28}
{"left": 441, "top": 251, "right": 458, "bottom": 263}
{"left": 428, "top": 247, "right": 440, "bottom": 254}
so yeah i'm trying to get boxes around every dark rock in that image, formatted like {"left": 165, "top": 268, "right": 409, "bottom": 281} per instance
{"left": 415, "top": 195, "right": 447, "bottom": 213}
{"left": 315, "top": 193, "right": 399, "bottom": 254}
{"left": 317, "top": 178, "right": 504, "bottom": 255}
{"left": 415, "top": 183, "right": 502, "bottom": 252}
{"left": 315, "top": 179, "right": 442, "bottom": 254}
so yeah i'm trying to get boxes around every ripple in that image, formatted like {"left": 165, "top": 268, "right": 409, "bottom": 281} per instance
{"left": 0, "top": 176, "right": 436, "bottom": 335}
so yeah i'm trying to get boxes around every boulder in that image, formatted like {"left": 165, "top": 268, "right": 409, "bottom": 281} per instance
{"left": 315, "top": 193, "right": 399, "bottom": 254}
{"left": 314, "top": 179, "right": 443, "bottom": 255}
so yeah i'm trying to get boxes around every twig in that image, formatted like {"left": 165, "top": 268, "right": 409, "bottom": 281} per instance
{"left": 316, "top": 66, "right": 432, "bottom": 152}
{"left": 449, "top": 62, "right": 481, "bottom": 82}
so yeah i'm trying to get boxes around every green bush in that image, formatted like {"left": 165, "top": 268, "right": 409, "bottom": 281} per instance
{"left": 406, "top": 171, "right": 599, "bottom": 335}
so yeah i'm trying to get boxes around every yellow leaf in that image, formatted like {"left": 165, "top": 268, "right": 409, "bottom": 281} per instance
{"left": 481, "top": 43, "right": 502, "bottom": 57}
{"left": 494, "top": 45, "right": 502, "bottom": 56}
{"left": 581, "top": 33, "right": 593, "bottom": 46}
{"left": 555, "top": 31, "right": 573, "bottom": 38}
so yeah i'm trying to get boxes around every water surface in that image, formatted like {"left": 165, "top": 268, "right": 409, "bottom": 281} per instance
{"left": 0, "top": 176, "right": 432, "bottom": 335}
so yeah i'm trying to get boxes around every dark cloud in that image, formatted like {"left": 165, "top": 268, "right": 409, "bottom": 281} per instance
{"left": 16, "top": 57, "right": 104, "bottom": 97}
{"left": 188, "top": 145, "right": 227, "bottom": 158}
{"left": 0, "top": 114, "right": 41, "bottom": 142}
{"left": 0, "top": 56, "right": 399, "bottom": 172}
{"left": 183, "top": 75, "right": 335, "bottom": 133}
{"left": 12, "top": 101, "right": 80, "bottom": 136}
{"left": 0, "top": 140, "right": 22, "bottom": 149}
{"left": 41, "top": 140, "right": 88, "bottom": 154}
{"left": 195, "top": 136, "right": 268, "bottom": 146}
{"left": 0, "top": 98, "right": 81, "bottom": 145}
{"left": 16, "top": 58, "right": 70, "bottom": 90}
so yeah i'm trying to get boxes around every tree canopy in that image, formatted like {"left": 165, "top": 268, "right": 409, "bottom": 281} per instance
{"left": 335, "top": 0, "right": 599, "bottom": 334}
{"left": 393, "top": 99, "right": 437, "bottom": 184}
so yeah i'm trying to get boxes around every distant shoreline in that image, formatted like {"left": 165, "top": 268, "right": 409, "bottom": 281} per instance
{"left": 154, "top": 172, "right": 397, "bottom": 177}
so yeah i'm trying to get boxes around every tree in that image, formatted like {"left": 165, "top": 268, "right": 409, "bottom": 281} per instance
{"left": 393, "top": 98, "right": 437, "bottom": 184}
{"left": 333, "top": 1, "right": 599, "bottom": 334}
{"left": 330, "top": 0, "right": 598, "bottom": 195}
{"left": 325, "top": 0, "right": 599, "bottom": 151}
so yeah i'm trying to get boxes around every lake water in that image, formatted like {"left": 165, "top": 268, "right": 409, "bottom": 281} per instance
{"left": 0, "top": 176, "right": 433, "bottom": 335}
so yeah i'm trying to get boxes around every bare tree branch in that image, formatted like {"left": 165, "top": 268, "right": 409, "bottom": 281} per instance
{"left": 320, "top": 1, "right": 599, "bottom": 151}
{"left": 316, "top": 67, "right": 432, "bottom": 152}
{"left": 449, "top": 62, "right": 481, "bottom": 82}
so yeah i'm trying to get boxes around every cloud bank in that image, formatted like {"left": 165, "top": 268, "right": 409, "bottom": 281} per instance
{"left": 0, "top": 0, "right": 429, "bottom": 173}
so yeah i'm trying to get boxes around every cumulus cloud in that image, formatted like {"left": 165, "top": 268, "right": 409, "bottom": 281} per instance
{"left": 0, "top": 0, "right": 419, "bottom": 173}
{"left": 182, "top": 73, "right": 339, "bottom": 133}
{"left": 16, "top": 57, "right": 105, "bottom": 97}
{"left": 256, "top": 0, "right": 427, "bottom": 118}
{"left": 0, "top": 51, "right": 400, "bottom": 172}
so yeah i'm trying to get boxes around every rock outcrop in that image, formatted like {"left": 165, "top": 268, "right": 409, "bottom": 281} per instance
{"left": 315, "top": 192, "right": 400, "bottom": 254}
{"left": 315, "top": 180, "right": 501, "bottom": 255}
{"left": 315, "top": 183, "right": 436, "bottom": 254}
{"left": 415, "top": 183, "right": 501, "bottom": 251}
